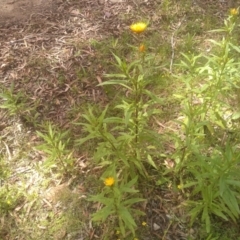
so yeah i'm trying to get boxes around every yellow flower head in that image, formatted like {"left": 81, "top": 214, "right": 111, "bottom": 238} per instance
{"left": 177, "top": 184, "right": 183, "bottom": 189}
{"left": 139, "top": 44, "right": 145, "bottom": 52}
{"left": 104, "top": 177, "right": 115, "bottom": 186}
{"left": 130, "top": 22, "right": 147, "bottom": 34}
{"left": 142, "top": 221, "right": 147, "bottom": 226}
{"left": 230, "top": 8, "right": 238, "bottom": 16}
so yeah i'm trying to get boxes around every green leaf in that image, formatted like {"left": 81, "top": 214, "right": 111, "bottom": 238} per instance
{"left": 119, "top": 206, "right": 136, "bottom": 234}
{"left": 202, "top": 205, "right": 211, "bottom": 233}
{"left": 88, "top": 195, "right": 113, "bottom": 205}
{"left": 75, "top": 133, "right": 97, "bottom": 145}
{"left": 112, "top": 52, "right": 123, "bottom": 67}
{"left": 181, "top": 181, "right": 198, "bottom": 189}
{"left": 91, "top": 205, "right": 114, "bottom": 222}
{"left": 119, "top": 218, "right": 126, "bottom": 237}
{"left": 127, "top": 59, "right": 141, "bottom": 73}
{"left": 173, "top": 94, "right": 185, "bottom": 99}
{"left": 133, "top": 209, "right": 146, "bottom": 216}
{"left": 188, "top": 202, "right": 203, "bottom": 226}
{"left": 219, "top": 199, "right": 237, "bottom": 222}
{"left": 226, "top": 179, "right": 240, "bottom": 188}
{"left": 122, "top": 198, "right": 145, "bottom": 207}
{"left": 222, "top": 189, "right": 240, "bottom": 218}
{"left": 219, "top": 176, "right": 227, "bottom": 197}
{"left": 105, "top": 73, "right": 127, "bottom": 78}
{"left": 231, "top": 111, "right": 240, "bottom": 120}
{"left": 120, "top": 176, "right": 138, "bottom": 193}
{"left": 98, "top": 105, "right": 109, "bottom": 123}
{"left": 147, "top": 154, "right": 158, "bottom": 169}
{"left": 103, "top": 117, "right": 123, "bottom": 124}
{"left": 98, "top": 80, "right": 132, "bottom": 91}
{"left": 229, "top": 43, "right": 240, "bottom": 53}
{"left": 211, "top": 203, "right": 228, "bottom": 221}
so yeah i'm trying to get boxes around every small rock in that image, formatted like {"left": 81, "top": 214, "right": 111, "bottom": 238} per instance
{"left": 153, "top": 223, "right": 161, "bottom": 231}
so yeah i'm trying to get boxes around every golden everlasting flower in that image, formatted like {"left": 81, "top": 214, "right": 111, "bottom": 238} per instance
{"left": 230, "top": 8, "right": 238, "bottom": 16}
{"left": 139, "top": 44, "right": 145, "bottom": 52}
{"left": 104, "top": 177, "right": 115, "bottom": 186}
{"left": 177, "top": 184, "right": 183, "bottom": 189}
{"left": 130, "top": 22, "right": 147, "bottom": 34}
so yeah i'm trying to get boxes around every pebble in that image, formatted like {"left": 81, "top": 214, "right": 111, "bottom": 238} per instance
{"left": 153, "top": 222, "right": 161, "bottom": 231}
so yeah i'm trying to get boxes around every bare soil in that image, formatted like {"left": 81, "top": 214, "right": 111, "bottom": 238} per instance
{"left": 0, "top": 0, "right": 53, "bottom": 23}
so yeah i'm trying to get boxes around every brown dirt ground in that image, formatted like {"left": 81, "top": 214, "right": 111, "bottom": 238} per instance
{"left": 0, "top": 0, "right": 53, "bottom": 23}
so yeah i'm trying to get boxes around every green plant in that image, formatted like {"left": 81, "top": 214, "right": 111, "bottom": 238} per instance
{"left": 36, "top": 122, "right": 74, "bottom": 175}
{"left": 180, "top": 144, "right": 240, "bottom": 233}
{"left": 172, "top": 10, "right": 240, "bottom": 233}
{"left": 0, "top": 157, "right": 15, "bottom": 214}
{"left": 75, "top": 23, "right": 163, "bottom": 238}
{"left": 0, "top": 155, "right": 9, "bottom": 181}
{"left": 76, "top": 54, "right": 162, "bottom": 181}
{"left": 89, "top": 176, "right": 145, "bottom": 238}
{"left": 0, "top": 184, "right": 25, "bottom": 214}
{"left": 0, "top": 83, "right": 27, "bottom": 116}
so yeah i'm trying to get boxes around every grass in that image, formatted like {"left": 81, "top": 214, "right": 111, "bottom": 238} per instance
{"left": 1, "top": 0, "right": 240, "bottom": 239}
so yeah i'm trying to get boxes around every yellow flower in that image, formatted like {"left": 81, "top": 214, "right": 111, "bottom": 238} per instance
{"left": 139, "top": 44, "right": 145, "bottom": 52}
{"left": 130, "top": 22, "right": 147, "bottom": 33}
{"left": 142, "top": 221, "right": 147, "bottom": 226}
{"left": 177, "top": 184, "right": 183, "bottom": 189}
{"left": 230, "top": 8, "right": 238, "bottom": 16}
{"left": 104, "top": 177, "right": 115, "bottom": 186}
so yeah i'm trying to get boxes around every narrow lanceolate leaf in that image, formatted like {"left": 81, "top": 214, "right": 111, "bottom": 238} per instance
{"left": 211, "top": 203, "right": 228, "bottom": 221}
{"left": 112, "top": 52, "right": 122, "bottom": 67}
{"left": 202, "top": 206, "right": 211, "bottom": 233}
{"left": 226, "top": 179, "right": 240, "bottom": 188}
{"left": 98, "top": 80, "right": 132, "bottom": 90}
{"left": 119, "top": 206, "right": 137, "bottom": 228}
{"left": 88, "top": 195, "right": 113, "bottom": 205}
{"left": 98, "top": 105, "right": 109, "bottom": 123}
{"left": 222, "top": 189, "right": 240, "bottom": 218}
{"left": 104, "top": 73, "right": 127, "bottom": 78}
{"left": 75, "top": 134, "right": 97, "bottom": 145}
{"left": 122, "top": 198, "right": 145, "bottom": 206}
{"left": 91, "top": 205, "right": 114, "bottom": 222}
{"left": 119, "top": 218, "right": 125, "bottom": 237}
{"left": 147, "top": 154, "right": 158, "bottom": 169}
{"left": 188, "top": 203, "right": 203, "bottom": 226}
{"left": 103, "top": 117, "right": 123, "bottom": 124}
{"left": 229, "top": 43, "right": 240, "bottom": 53}
{"left": 122, "top": 176, "right": 138, "bottom": 188}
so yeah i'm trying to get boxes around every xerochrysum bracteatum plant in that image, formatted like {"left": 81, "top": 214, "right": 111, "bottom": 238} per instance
{"left": 88, "top": 176, "right": 145, "bottom": 238}
{"left": 173, "top": 9, "right": 240, "bottom": 233}
{"left": 75, "top": 22, "right": 163, "bottom": 237}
